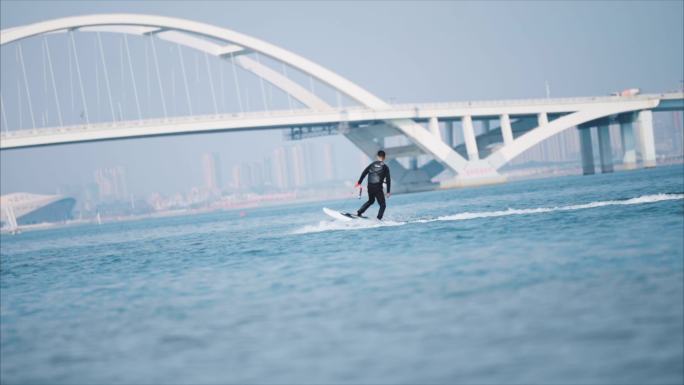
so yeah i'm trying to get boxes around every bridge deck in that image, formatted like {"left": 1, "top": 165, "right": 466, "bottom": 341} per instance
{"left": 1, "top": 92, "right": 682, "bottom": 150}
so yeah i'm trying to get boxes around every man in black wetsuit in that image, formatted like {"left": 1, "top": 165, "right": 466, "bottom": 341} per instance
{"left": 355, "top": 150, "right": 391, "bottom": 220}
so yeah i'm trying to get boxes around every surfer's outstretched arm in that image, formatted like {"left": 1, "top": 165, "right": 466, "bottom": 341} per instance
{"left": 356, "top": 164, "right": 371, "bottom": 185}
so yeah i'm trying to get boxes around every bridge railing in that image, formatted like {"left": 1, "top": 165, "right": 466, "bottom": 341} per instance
{"left": 386, "top": 93, "right": 682, "bottom": 112}
{"left": 0, "top": 107, "right": 330, "bottom": 138}
{"left": 2, "top": 92, "right": 681, "bottom": 139}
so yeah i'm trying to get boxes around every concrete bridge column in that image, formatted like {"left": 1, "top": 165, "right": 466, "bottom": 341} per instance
{"left": 637, "top": 110, "right": 656, "bottom": 168}
{"left": 538, "top": 112, "right": 549, "bottom": 126}
{"left": 443, "top": 114, "right": 506, "bottom": 187}
{"left": 597, "top": 120, "right": 614, "bottom": 173}
{"left": 443, "top": 121, "right": 454, "bottom": 147}
{"left": 618, "top": 112, "right": 637, "bottom": 170}
{"left": 482, "top": 119, "right": 490, "bottom": 133}
{"left": 500, "top": 114, "right": 513, "bottom": 145}
{"left": 428, "top": 116, "right": 440, "bottom": 137}
{"left": 409, "top": 157, "right": 418, "bottom": 170}
{"left": 462, "top": 115, "right": 479, "bottom": 161}
{"left": 579, "top": 126, "right": 595, "bottom": 175}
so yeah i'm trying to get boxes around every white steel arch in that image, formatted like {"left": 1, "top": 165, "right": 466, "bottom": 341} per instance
{"left": 486, "top": 99, "right": 660, "bottom": 169}
{"left": 4, "top": 15, "right": 676, "bottom": 182}
{"left": 1, "top": 13, "right": 468, "bottom": 173}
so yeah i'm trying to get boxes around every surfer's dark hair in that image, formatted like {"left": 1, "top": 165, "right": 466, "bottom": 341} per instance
{"left": 377, "top": 150, "right": 386, "bottom": 159}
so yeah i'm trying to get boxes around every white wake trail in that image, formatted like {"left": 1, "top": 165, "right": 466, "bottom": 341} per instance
{"left": 293, "top": 193, "right": 683, "bottom": 234}
{"left": 431, "top": 193, "right": 683, "bottom": 223}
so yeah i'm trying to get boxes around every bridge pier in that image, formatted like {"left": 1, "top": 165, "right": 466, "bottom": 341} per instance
{"left": 428, "top": 116, "right": 440, "bottom": 137}
{"left": 597, "top": 120, "right": 614, "bottom": 173}
{"left": 443, "top": 121, "right": 454, "bottom": 147}
{"left": 440, "top": 115, "right": 506, "bottom": 188}
{"left": 409, "top": 157, "right": 418, "bottom": 170}
{"left": 462, "top": 115, "right": 479, "bottom": 161}
{"left": 538, "top": 112, "right": 549, "bottom": 126}
{"left": 500, "top": 114, "right": 514, "bottom": 145}
{"left": 618, "top": 112, "right": 637, "bottom": 170}
{"left": 579, "top": 126, "right": 595, "bottom": 175}
{"left": 637, "top": 110, "right": 657, "bottom": 168}
{"left": 481, "top": 119, "right": 490, "bottom": 133}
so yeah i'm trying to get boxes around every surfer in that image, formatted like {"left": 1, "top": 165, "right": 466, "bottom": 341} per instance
{"left": 355, "top": 150, "right": 391, "bottom": 220}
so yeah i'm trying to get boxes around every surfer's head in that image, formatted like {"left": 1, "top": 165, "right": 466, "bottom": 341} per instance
{"left": 377, "top": 150, "right": 386, "bottom": 161}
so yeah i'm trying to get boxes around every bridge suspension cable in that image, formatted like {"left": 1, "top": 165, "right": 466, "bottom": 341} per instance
{"left": 43, "top": 37, "right": 63, "bottom": 126}
{"left": 123, "top": 34, "right": 142, "bottom": 121}
{"left": 69, "top": 31, "right": 90, "bottom": 125}
{"left": 203, "top": 52, "right": 218, "bottom": 114}
{"left": 17, "top": 43, "right": 36, "bottom": 129}
{"left": 255, "top": 52, "right": 268, "bottom": 112}
{"left": 281, "top": 63, "right": 294, "bottom": 111}
{"left": 149, "top": 34, "right": 167, "bottom": 119}
{"left": 229, "top": 51, "right": 243, "bottom": 113}
{"left": 1, "top": 95, "right": 8, "bottom": 133}
{"left": 95, "top": 55, "right": 100, "bottom": 119}
{"left": 96, "top": 32, "right": 116, "bottom": 122}
{"left": 176, "top": 44, "right": 193, "bottom": 115}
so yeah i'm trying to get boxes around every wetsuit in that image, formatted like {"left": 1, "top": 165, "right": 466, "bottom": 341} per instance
{"left": 357, "top": 160, "right": 391, "bottom": 219}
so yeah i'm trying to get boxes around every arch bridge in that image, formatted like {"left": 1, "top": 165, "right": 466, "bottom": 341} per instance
{"left": 1, "top": 14, "right": 682, "bottom": 191}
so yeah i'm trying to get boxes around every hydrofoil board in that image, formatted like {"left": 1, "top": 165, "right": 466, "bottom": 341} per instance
{"left": 323, "top": 207, "right": 367, "bottom": 221}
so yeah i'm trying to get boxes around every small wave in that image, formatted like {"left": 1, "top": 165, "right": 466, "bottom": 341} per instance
{"left": 433, "top": 193, "right": 683, "bottom": 223}
{"left": 292, "top": 218, "right": 404, "bottom": 235}
{"left": 293, "top": 193, "right": 683, "bottom": 234}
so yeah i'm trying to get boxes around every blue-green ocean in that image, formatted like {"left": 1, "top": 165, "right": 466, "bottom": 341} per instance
{"left": 2, "top": 165, "right": 683, "bottom": 384}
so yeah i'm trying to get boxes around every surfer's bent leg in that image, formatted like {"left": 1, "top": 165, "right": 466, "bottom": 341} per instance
{"left": 376, "top": 188, "right": 386, "bottom": 220}
{"left": 357, "top": 188, "right": 376, "bottom": 216}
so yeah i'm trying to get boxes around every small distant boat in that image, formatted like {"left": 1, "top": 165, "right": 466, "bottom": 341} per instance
{"left": 96, "top": 212, "right": 102, "bottom": 225}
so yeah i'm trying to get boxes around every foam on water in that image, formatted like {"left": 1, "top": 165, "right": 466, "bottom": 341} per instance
{"left": 292, "top": 218, "right": 405, "bottom": 234}
{"left": 295, "top": 193, "right": 683, "bottom": 234}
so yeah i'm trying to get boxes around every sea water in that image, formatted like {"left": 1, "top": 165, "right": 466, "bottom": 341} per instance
{"left": 1, "top": 165, "right": 683, "bottom": 384}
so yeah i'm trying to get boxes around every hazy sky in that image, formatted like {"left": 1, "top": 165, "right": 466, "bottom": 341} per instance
{"left": 1, "top": 0, "right": 683, "bottom": 196}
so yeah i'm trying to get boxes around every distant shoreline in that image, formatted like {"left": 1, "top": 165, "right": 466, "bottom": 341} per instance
{"left": 3, "top": 160, "right": 682, "bottom": 235}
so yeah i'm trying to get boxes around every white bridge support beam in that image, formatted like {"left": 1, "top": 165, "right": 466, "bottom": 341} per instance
{"left": 637, "top": 109, "right": 657, "bottom": 168}
{"left": 441, "top": 115, "right": 506, "bottom": 188}
{"left": 443, "top": 121, "right": 454, "bottom": 147}
{"left": 618, "top": 112, "right": 637, "bottom": 169}
{"left": 597, "top": 120, "right": 614, "bottom": 173}
{"left": 500, "top": 114, "right": 513, "bottom": 145}
{"left": 481, "top": 119, "right": 490, "bottom": 133}
{"left": 409, "top": 157, "right": 418, "bottom": 170}
{"left": 462, "top": 115, "right": 479, "bottom": 161}
{"left": 579, "top": 126, "right": 595, "bottom": 175}
{"left": 428, "top": 116, "right": 440, "bottom": 137}
{"left": 538, "top": 112, "right": 549, "bottom": 127}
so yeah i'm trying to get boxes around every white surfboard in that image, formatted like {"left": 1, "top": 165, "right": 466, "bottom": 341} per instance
{"left": 323, "top": 207, "right": 366, "bottom": 221}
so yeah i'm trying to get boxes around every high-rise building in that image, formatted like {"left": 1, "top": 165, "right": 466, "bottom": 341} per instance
{"left": 232, "top": 161, "right": 267, "bottom": 191}
{"left": 249, "top": 162, "right": 264, "bottom": 189}
{"left": 94, "top": 166, "right": 128, "bottom": 201}
{"left": 231, "top": 164, "right": 248, "bottom": 191}
{"left": 302, "top": 142, "right": 316, "bottom": 184}
{"left": 271, "top": 147, "right": 290, "bottom": 190}
{"left": 262, "top": 157, "right": 274, "bottom": 187}
{"left": 289, "top": 144, "right": 306, "bottom": 187}
{"left": 322, "top": 142, "right": 336, "bottom": 181}
{"left": 202, "top": 152, "right": 222, "bottom": 192}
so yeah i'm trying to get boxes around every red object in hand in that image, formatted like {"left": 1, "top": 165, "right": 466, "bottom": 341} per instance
{"left": 355, "top": 182, "right": 361, "bottom": 188}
